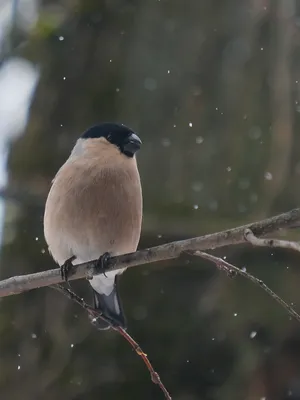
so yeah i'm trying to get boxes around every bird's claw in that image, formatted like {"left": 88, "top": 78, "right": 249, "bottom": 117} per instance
{"left": 61, "top": 255, "right": 76, "bottom": 282}
{"left": 95, "top": 252, "right": 111, "bottom": 277}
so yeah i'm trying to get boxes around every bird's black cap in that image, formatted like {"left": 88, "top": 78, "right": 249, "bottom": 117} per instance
{"left": 81, "top": 122, "right": 142, "bottom": 157}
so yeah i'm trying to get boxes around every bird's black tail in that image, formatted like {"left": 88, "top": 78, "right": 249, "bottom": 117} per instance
{"left": 89, "top": 275, "right": 127, "bottom": 330}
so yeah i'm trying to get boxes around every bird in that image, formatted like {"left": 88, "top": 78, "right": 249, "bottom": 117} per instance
{"left": 43, "top": 122, "right": 143, "bottom": 330}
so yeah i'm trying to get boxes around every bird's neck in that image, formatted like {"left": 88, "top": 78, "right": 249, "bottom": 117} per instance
{"left": 71, "top": 138, "right": 137, "bottom": 169}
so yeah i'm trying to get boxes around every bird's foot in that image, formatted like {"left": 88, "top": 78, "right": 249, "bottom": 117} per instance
{"left": 95, "top": 252, "right": 111, "bottom": 277}
{"left": 61, "top": 255, "right": 76, "bottom": 282}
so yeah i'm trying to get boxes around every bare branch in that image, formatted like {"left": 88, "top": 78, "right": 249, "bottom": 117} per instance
{"left": 51, "top": 285, "right": 172, "bottom": 399}
{"left": 192, "top": 251, "right": 300, "bottom": 323}
{"left": 0, "top": 207, "right": 300, "bottom": 298}
{"left": 244, "top": 228, "right": 300, "bottom": 252}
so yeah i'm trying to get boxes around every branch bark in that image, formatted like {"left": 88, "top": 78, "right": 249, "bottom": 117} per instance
{"left": 244, "top": 228, "right": 300, "bottom": 251}
{"left": 1, "top": 207, "right": 300, "bottom": 297}
{"left": 192, "top": 250, "right": 300, "bottom": 323}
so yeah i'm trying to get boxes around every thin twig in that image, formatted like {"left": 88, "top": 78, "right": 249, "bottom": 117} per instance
{"left": 51, "top": 285, "right": 103, "bottom": 315}
{"left": 1, "top": 208, "right": 300, "bottom": 297}
{"left": 192, "top": 251, "right": 300, "bottom": 323}
{"left": 244, "top": 228, "right": 300, "bottom": 252}
{"left": 116, "top": 327, "right": 172, "bottom": 400}
{"left": 50, "top": 285, "right": 172, "bottom": 400}
{"left": 51, "top": 285, "right": 127, "bottom": 328}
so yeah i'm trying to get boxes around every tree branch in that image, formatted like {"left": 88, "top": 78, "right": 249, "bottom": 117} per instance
{"left": 244, "top": 228, "right": 300, "bottom": 251}
{"left": 1, "top": 207, "right": 300, "bottom": 297}
{"left": 51, "top": 285, "right": 172, "bottom": 399}
{"left": 191, "top": 250, "right": 300, "bottom": 323}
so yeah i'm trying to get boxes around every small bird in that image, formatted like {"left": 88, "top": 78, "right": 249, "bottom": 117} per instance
{"left": 43, "top": 123, "right": 143, "bottom": 330}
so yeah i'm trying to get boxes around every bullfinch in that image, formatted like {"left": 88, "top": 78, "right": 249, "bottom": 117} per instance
{"left": 43, "top": 123, "right": 143, "bottom": 330}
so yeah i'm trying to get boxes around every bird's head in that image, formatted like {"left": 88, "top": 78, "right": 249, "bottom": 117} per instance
{"left": 80, "top": 123, "right": 142, "bottom": 158}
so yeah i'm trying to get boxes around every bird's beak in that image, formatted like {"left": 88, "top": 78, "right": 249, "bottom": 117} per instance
{"left": 123, "top": 133, "right": 142, "bottom": 156}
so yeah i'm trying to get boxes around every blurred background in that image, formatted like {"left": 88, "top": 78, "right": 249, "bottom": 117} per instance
{"left": 1, "top": 0, "right": 300, "bottom": 399}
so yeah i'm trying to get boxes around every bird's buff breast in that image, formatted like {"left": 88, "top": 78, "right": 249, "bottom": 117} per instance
{"left": 44, "top": 160, "right": 142, "bottom": 266}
